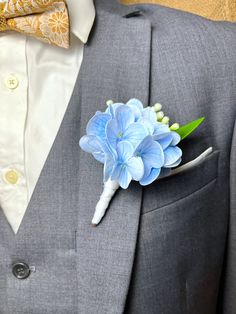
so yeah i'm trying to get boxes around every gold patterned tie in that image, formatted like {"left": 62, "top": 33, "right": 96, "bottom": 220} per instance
{"left": 0, "top": 0, "right": 70, "bottom": 48}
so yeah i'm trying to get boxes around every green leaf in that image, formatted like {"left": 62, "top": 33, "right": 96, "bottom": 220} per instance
{"left": 175, "top": 117, "right": 205, "bottom": 140}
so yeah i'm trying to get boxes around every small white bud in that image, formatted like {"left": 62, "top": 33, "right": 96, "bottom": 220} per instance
{"left": 156, "top": 111, "right": 164, "bottom": 120}
{"left": 162, "top": 116, "right": 170, "bottom": 124}
{"left": 170, "top": 123, "right": 180, "bottom": 131}
{"left": 154, "top": 103, "right": 162, "bottom": 112}
{"left": 150, "top": 106, "right": 156, "bottom": 112}
{"left": 106, "top": 100, "right": 114, "bottom": 106}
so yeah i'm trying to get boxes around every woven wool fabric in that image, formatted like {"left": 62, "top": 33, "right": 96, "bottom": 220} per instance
{"left": 121, "top": 0, "right": 236, "bottom": 22}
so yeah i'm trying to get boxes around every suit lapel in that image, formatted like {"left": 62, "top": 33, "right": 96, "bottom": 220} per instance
{"left": 75, "top": 2, "right": 151, "bottom": 313}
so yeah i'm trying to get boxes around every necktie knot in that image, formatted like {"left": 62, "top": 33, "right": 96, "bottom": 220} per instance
{"left": 0, "top": 0, "right": 70, "bottom": 48}
{"left": 0, "top": 15, "right": 7, "bottom": 32}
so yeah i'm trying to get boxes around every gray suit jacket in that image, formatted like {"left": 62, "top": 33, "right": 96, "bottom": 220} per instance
{"left": 0, "top": 0, "right": 235, "bottom": 313}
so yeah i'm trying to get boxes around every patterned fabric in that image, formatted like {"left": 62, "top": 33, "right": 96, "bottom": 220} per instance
{"left": 0, "top": 0, "right": 69, "bottom": 48}
{"left": 122, "top": 0, "right": 236, "bottom": 22}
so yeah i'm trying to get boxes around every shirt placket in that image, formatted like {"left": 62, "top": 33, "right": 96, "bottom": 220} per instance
{"left": 0, "top": 33, "right": 28, "bottom": 233}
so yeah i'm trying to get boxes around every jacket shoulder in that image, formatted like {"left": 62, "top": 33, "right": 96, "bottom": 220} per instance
{"left": 139, "top": 4, "right": 236, "bottom": 67}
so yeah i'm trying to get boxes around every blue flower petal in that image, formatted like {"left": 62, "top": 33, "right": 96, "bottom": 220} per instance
{"left": 115, "top": 105, "right": 135, "bottom": 133}
{"left": 106, "top": 119, "right": 120, "bottom": 148}
{"left": 126, "top": 156, "right": 144, "bottom": 181}
{"left": 142, "top": 107, "right": 157, "bottom": 124}
{"left": 86, "top": 113, "right": 111, "bottom": 141}
{"left": 105, "top": 103, "right": 124, "bottom": 117}
{"left": 106, "top": 106, "right": 137, "bottom": 148}
{"left": 157, "top": 133, "right": 173, "bottom": 150}
{"left": 79, "top": 135, "right": 105, "bottom": 163}
{"left": 140, "top": 167, "right": 161, "bottom": 186}
{"left": 116, "top": 141, "right": 135, "bottom": 161}
{"left": 170, "top": 131, "right": 181, "bottom": 146}
{"left": 126, "top": 98, "right": 144, "bottom": 120}
{"left": 111, "top": 163, "right": 132, "bottom": 189}
{"left": 103, "top": 153, "right": 116, "bottom": 182}
{"left": 123, "top": 122, "right": 148, "bottom": 149}
{"left": 110, "top": 163, "right": 122, "bottom": 182}
{"left": 126, "top": 98, "right": 144, "bottom": 111}
{"left": 135, "top": 136, "right": 164, "bottom": 170}
{"left": 79, "top": 135, "right": 101, "bottom": 153}
{"left": 153, "top": 122, "right": 170, "bottom": 138}
{"left": 138, "top": 118, "right": 155, "bottom": 135}
{"left": 118, "top": 167, "right": 132, "bottom": 189}
{"left": 164, "top": 146, "right": 182, "bottom": 167}
{"left": 110, "top": 142, "right": 144, "bottom": 188}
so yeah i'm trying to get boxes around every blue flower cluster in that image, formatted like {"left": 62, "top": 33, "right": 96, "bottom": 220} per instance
{"left": 80, "top": 99, "right": 182, "bottom": 189}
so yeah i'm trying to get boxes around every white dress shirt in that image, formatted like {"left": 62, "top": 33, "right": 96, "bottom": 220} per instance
{"left": 0, "top": 0, "right": 95, "bottom": 234}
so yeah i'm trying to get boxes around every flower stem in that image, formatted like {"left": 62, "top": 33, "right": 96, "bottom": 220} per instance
{"left": 92, "top": 179, "right": 120, "bottom": 226}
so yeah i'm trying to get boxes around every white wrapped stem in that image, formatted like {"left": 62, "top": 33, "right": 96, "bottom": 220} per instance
{"left": 169, "top": 147, "right": 213, "bottom": 177}
{"left": 92, "top": 179, "right": 120, "bottom": 226}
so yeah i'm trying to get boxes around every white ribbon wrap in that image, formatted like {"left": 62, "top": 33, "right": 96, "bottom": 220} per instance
{"left": 169, "top": 147, "right": 213, "bottom": 176}
{"left": 92, "top": 179, "right": 120, "bottom": 226}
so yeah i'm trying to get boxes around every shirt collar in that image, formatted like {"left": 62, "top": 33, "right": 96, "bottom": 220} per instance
{"left": 67, "top": 0, "right": 95, "bottom": 44}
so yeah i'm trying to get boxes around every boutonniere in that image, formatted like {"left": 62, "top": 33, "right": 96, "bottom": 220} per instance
{"left": 79, "top": 99, "right": 205, "bottom": 226}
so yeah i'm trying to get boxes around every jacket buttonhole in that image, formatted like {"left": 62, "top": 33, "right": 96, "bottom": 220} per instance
{"left": 123, "top": 10, "right": 142, "bottom": 18}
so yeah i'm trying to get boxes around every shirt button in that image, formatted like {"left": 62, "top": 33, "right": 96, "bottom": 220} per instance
{"left": 4, "top": 169, "right": 19, "bottom": 184}
{"left": 12, "top": 262, "right": 31, "bottom": 280}
{"left": 4, "top": 75, "right": 19, "bottom": 90}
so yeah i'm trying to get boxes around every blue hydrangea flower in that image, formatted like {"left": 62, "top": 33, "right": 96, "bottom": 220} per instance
{"left": 134, "top": 136, "right": 164, "bottom": 185}
{"left": 107, "top": 98, "right": 144, "bottom": 121}
{"left": 109, "top": 141, "right": 144, "bottom": 189}
{"left": 154, "top": 131, "right": 182, "bottom": 178}
{"left": 106, "top": 105, "right": 148, "bottom": 149}
{"left": 79, "top": 135, "right": 107, "bottom": 163}
{"left": 79, "top": 98, "right": 182, "bottom": 189}
{"left": 80, "top": 111, "right": 112, "bottom": 163}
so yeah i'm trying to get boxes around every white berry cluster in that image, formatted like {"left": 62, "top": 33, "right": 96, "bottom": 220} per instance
{"left": 151, "top": 103, "right": 180, "bottom": 131}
